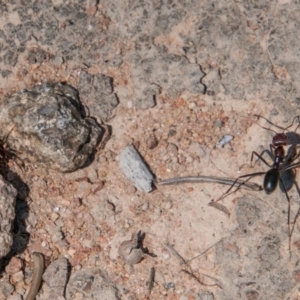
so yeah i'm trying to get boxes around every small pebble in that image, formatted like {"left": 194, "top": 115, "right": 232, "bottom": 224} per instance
{"left": 141, "top": 202, "right": 149, "bottom": 211}
{"left": 5, "top": 257, "right": 23, "bottom": 275}
{"left": 167, "top": 143, "right": 178, "bottom": 156}
{"left": 74, "top": 264, "right": 82, "bottom": 271}
{"left": 217, "top": 134, "right": 233, "bottom": 148}
{"left": 188, "top": 102, "right": 196, "bottom": 109}
{"left": 10, "top": 271, "right": 24, "bottom": 284}
{"left": 162, "top": 249, "right": 171, "bottom": 260}
{"left": 51, "top": 212, "right": 59, "bottom": 222}
{"left": 77, "top": 181, "right": 92, "bottom": 198}
{"left": 146, "top": 134, "right": 158, "bottom": 149}
{"left": 185, "top": 155, "right": 193, "bottom": 163}
{"left": 214, "top": 119, "right": 223, "bottom": 128}
{"left": 68, "top": 248, "right": 76, "bottom": 257}
{"left": 53, "top": 206, "right": 60, "bottom": 212}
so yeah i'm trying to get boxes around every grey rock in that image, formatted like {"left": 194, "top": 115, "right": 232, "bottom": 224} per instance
{"left": 129, "top": 54, "right": 205, "bottom": 109}
{"left": 142, "top": 55, "right": 205, "bottom": 97}
{"left": 0, "top": 82, "right": 104, "bottom": 172}
{"left": 0, "top": 175, "right": 17, "bottom": 259}
{"left": 41, "top": 256, "right": 68, "bottom": 299}
{"left": 119, "top": 145, "right": 154, "bottom": 193}
{"left": 0, "top": 274, "right": 14, "bottom": 298}
{"left": 215, "top": 194, "right": 294, "bottom": 299}
{"left": 78, "top": 71, "right": 119, "bottom": 122}
{"left": 197, "top": 291, "right": 214, "bottom": 300}
{"left": 66, "top": 269, "right": 120, "bottom": 300}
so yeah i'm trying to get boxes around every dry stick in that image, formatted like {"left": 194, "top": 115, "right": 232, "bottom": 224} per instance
{"left": 159, "top": 175, "right": 263, "bottom": 215}
{"left": 158, "top": 175, "right": 262, "bottom": 191}
{"left": 25, "top": 252, "right": 44, "bottom": 300}
{"left": 208, "top": 202, "right": 231, "bottom": 216}
{"left": 164, "top": 241, "right": 188, "bottom": 266}
{"left": 146, "top": 267, "right": 155, "bottom": 298}
{"left": 187, "top": 242, "right": 218, "bottom": 263}
{"left": 181, "top": 269, "right": 223, "bottom": 289}
{"left": 164, "top": 241, "right": 222, "bottom": 289}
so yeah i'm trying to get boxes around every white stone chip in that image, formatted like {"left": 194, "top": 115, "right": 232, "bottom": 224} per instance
{"left": 217, "top": 135, "right": 234, "bottom": 148}
{"left": 119, "top": 145, "right": 154, "bottom": 193}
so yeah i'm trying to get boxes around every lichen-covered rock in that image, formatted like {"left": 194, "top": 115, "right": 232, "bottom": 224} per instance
{"left": 0, "top": 175, "right": 17, "bottom": 259}
{"left": 0, "top": 82, "right": 104, "bottom": 172}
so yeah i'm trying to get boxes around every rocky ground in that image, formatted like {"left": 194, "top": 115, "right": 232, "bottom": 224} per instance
{"left": 1, "top": 1, "right": 300, "bottom": 299}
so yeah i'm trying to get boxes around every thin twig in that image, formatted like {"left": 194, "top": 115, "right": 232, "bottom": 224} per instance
{"left": 187, "top": 242, "right": 218, "bottom": 263}
{"left": 146, "top": 267, "right": 155, "bottom": 298}
{"left": 158, "top": 175, "right": 262, "bottom": 191}
{"left": 181, "top": 269, "right": 223, "bottom": 289}
{"left": 208, "top": 202, "right": 231, "bottom": 216}
{"left": 164, "top": 241, "right": 187, "bottom": 265}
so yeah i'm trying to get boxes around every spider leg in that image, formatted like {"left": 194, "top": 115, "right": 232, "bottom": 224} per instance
{"left": 215, "top": 171, "right": 265, "bottom": 202}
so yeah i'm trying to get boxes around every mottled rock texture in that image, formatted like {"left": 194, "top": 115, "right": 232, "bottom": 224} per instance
{"left": 78, "top": 71, "right": 119, "bottom": 122}
{"left": 0, "top": 82, "right": 103, "bottom": 172}
{"left": 0, "top": 175, "right": 17, "bottom": 259}
{"left": 66, "top": 269, "right": 120, "bottom": 300}
{"left": 39, "top": 256, "right": 68, "bottom": 299}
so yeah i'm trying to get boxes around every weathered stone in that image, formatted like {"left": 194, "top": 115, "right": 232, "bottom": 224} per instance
{"left": 0, "top": 175, "right": 17, "bottom": 259}
{"left": 119, "top": 145, "right": 154, "bottom": 193}
{"left": 66, "top": 269, "right": 120, "bottom": 300}
{"left": 78, "top": 71, "right": 119, "bottom": 122}
{"left": 40, "top": 256, "right": 68, "bottom": 299}
{"left": 0, "top": 83, "right": 104, "bottom": 172}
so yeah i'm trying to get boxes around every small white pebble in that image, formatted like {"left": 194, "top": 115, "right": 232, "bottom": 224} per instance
{"left": 162, "top": 250, "right": 171, "bottom": 260}
{"left": 141, "top": 202, "right": 149, "bottom": 211}
{"left": 217, "top": 135, "right": 233, "bottom": 148}
{"left": 74, "top": 264, "right": 82, "bottom": 270}
{"left": 186, "top": 156, "right": 193, "bottom": 163}
{"left": 53, "top": 206, "right": 60, "bottom": 212}
{"left": 188, "top": 102, "right": 196, "bottom": 109}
